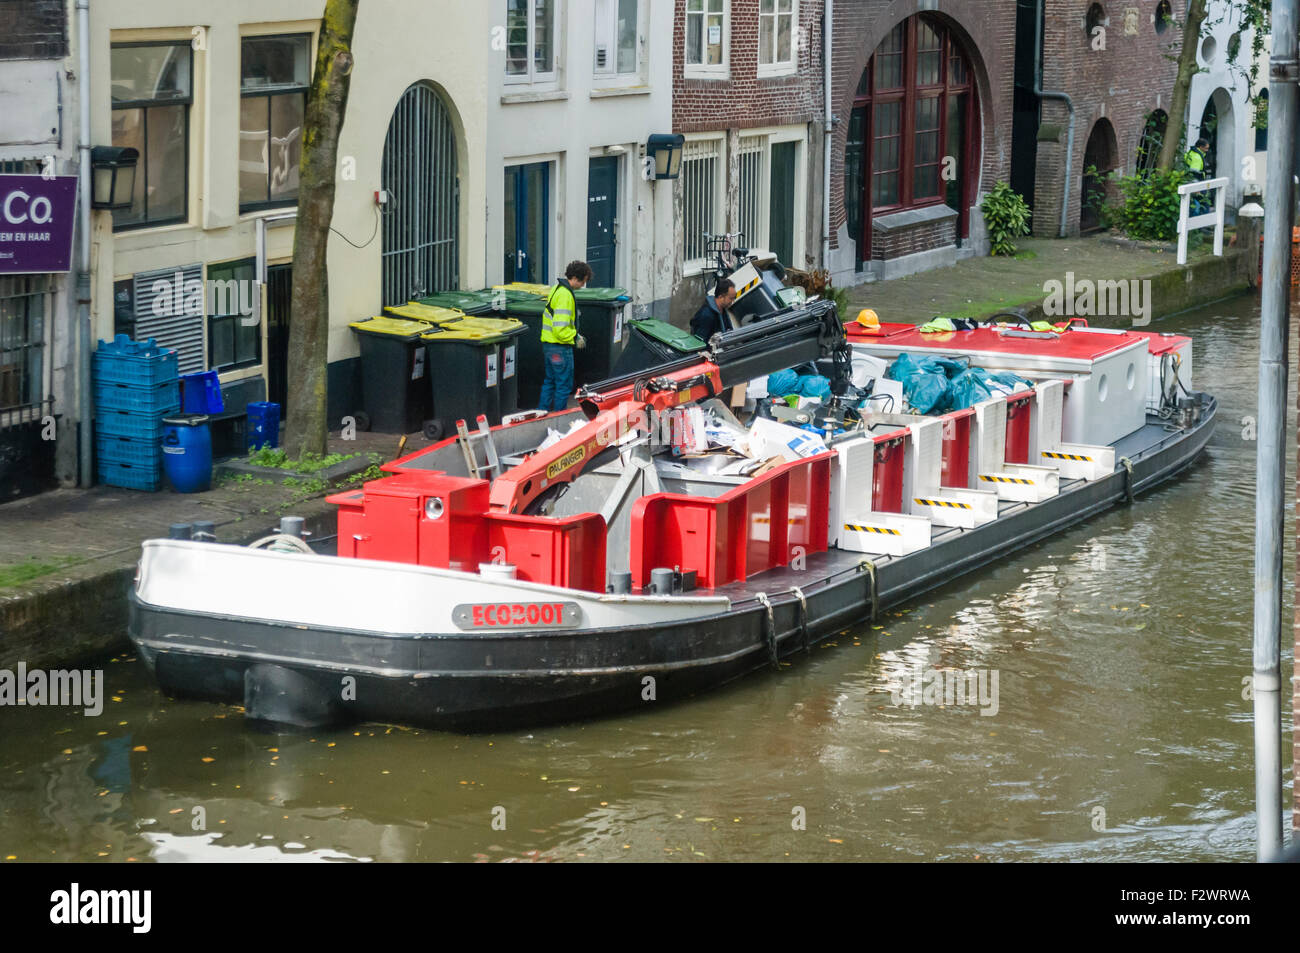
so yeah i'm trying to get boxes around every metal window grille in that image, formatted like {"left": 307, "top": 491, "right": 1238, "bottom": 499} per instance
{"left": 134, "top": 263, "right": 205, "bottom": 374}
{"left": 381, "top": 82, "right": 459, "bottom": 307}
{"left": 737, "top": 135, "right": 767, "bottom": 250}
{"left": 0, "top": 275, "right": 53, "bottom": 429}
{"left": 682, "top": 138, "right": 721, "bottom": 265}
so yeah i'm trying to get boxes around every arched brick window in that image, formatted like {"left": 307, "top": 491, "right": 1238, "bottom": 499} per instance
{"left": 844, "top": 16, "right": 979, "bottom": 268}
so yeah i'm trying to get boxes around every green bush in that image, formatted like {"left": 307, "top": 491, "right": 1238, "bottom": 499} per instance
{"left": 980, "top": 183, "right": 1032, "bottom": 256}
{"left": 1110, "top": 168, "right": 1189, "bottom": 242}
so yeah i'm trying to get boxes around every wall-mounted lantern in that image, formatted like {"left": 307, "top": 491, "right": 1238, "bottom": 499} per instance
{"left": 90, "top": 146, "right": 138, "bottom": 210}
{"left": 645, "top": 134, "right": 685, "bottom": 180}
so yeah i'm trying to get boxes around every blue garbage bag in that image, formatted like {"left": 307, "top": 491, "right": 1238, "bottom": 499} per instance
{"left": 798, "top": 374, "right": 832, "bottom": 400}
{"left": 931, "top": 357, "right": 969, "bottom": 379}
{"left": 987, "top": 370, "right": 1034, "bottom": 394}
{"left": 886, "top": 357, "right": 947, "bottom": 413}
{"left": 943, "top": 369, "right": 995, "bottom": 411}
{"left": 767, "top": 368, "right": 800, "bottom": 397}
{"left": 885, "top": 352, "right": 921, "bottom": 383}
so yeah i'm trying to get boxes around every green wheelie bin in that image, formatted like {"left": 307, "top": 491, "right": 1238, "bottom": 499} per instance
{"left": 611, "top": 318, "right": 708, "bottom": 379}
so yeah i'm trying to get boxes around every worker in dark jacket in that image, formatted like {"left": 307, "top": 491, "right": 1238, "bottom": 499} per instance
{"left": 690, "top": 278, "right": 738, "bottom": 342}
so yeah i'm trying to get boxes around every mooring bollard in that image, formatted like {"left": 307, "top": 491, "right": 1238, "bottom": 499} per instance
{"left": 279, "top": 516, "right": 305, "bottom": 539}
{"left": 649, "top": 568, "right": 675, "bottom": 595}
{"left": 168, "top": 523, "right": 193, "bottom": 540}
{"left": 607, "top": 570, "right": 633, "bottom": 594}
{"left": 192, "top": 520, "right": 216, "bottom": 542}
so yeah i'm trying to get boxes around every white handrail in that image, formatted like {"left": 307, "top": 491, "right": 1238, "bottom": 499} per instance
{"left": 1176, "top": 176, "right": 1228, "bottom": 265}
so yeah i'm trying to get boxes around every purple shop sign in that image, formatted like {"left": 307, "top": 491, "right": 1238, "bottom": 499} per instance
{"left": 0, "top": 174, "right": 79, "bottom": 274}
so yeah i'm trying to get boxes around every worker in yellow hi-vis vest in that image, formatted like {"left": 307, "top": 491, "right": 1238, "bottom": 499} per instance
{"left": 538, "top": 260, "right": 593, "bottom": 412}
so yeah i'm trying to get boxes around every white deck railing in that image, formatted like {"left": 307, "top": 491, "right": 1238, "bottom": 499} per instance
{"left": 1176, "top": 176, "right": 1228, "bottom": 265}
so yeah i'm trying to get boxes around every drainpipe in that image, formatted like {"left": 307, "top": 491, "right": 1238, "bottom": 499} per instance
{"left": 822, "top": 0, "right": 833, "bottom": 270}
{"left": 1251, "top": 0, "right": 1297, "bottom": 864}
{"left": 76, "top": 0, "right": 92, "bottom": 487}
{"left": 1033, "top": 0, "right": 1074, "bottom": 238}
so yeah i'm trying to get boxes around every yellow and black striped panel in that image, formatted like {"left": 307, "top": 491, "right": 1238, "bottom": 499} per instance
{"left": 979, "top": 474, "right": 1033, "bottom": 485}
{"left": 1041, "top": 451, "right": 1093, "bottom": 462}
{"left": 913, "top": 497, "right": 972, "bottom": 510}
{"left": 844, "top": 523, "right": 901, "bottom": 536}
{"left": 735, "top": 275, "right": 763, "bottom": 298}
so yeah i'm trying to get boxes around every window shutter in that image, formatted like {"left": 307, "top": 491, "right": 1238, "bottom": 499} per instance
{"left": 133, "top": 263, "right": 206, "bottom": 374}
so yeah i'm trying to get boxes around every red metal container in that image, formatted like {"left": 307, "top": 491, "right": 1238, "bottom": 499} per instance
{"left": 1004, "top": 393, "right": 1034, "bottom": 465}
{"left": 940, "top": 409, "right": 974, "bottom": 488}
{"left": 871, "top": 432, "right": 907, "bottom": 513}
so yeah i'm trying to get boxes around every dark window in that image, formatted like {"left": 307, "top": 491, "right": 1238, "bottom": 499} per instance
{"left": 1255, "top": 89, "right": 1269, "bottom": 151}
{"left": 110, "top": 43, "right": 192, "bottom": 230}
{"left": 1086, "top": 4, "right": 1107, "bottom": 42}
{"left": 0, "top": 275, "right": 51, "bottom": 426}
{"left": 240, "top": 34, "right": 311, "bottom": 211}
{"left": 1155, "top": 1, "right": 1172, "bottom": 34}
{"left": 207, "top": 258, "right": 261, "bottom": 373}
{"left": 873, "top": 23, "right": 905, "bottom": 90}
{"left": 1136, "top": 110, "right": 1167, "bottom": 176}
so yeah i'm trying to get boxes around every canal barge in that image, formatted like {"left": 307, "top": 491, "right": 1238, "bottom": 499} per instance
{"left": 129, "top": 304, "right": 1215, "bottom": 729}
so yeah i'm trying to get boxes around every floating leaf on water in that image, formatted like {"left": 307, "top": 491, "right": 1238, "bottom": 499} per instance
{"left": 132, "top": 746, "right": 147, "bottom": 753}
{"left": 828, "top": 838, "right": 843, "bottom": 844}
{"left": 201, "top": 757, "right": 214, "bottom": 763}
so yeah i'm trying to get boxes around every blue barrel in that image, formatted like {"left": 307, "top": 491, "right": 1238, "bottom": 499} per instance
{"left": 163, "top": 415, "right": 213, "bottom": 493}
{"left": 246, "top": 401, "right": 281, "bottom": 451}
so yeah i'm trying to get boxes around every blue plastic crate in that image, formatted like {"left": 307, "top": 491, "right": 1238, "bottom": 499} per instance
{"left": 93, "top": 335, "right": 179, "bottom": 387}
{"left": 97, "top": 459, "right": 162, "bottom": 492}
{"left": 96, "top": 407, "right": 170, "bottom": 440}
{"left": 94, "top": 377, "right": 181, "bottom": 414}
{"left": 96, "top": 432, "right": 161, "bottom": 468}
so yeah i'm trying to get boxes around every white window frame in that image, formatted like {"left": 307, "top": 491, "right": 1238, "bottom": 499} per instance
{"left": 732, "top": 125, "right": 806, "bottom": 268}
{"left": 593, "top": 0, "right": 642, "bottom": 82}
{"left": 684, "top": 0, "right": 729, "bottom": 79}
{"left": 680, "top": 133, "right": 727, "bottom": 274}
{"left": 736, "top": 134, "right": 768, "bottom": 251}
{"left": 505, "top": 0, "right": 560, "bottom": 87}
{"left": 757, "top": 0, "right": 798, "bottom": 78}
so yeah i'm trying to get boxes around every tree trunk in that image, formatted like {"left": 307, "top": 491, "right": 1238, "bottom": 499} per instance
{"left": 1157, "top": 0, "right": 1208, "bottom": 171}
{"left": 283, "top": 0, "right": 360, "bottom": 458}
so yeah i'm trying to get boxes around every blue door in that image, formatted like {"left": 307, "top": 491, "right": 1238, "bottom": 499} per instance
{"left": 504, "top": 162, "right": 549, "bottom": 283}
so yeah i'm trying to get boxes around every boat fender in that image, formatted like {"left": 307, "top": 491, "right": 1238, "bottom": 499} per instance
{"left": 756, "top": 592, "right": 779, "bottom": 670}
{"left": 1119, "top": 456, "right": 1135, "bottom": 504}
{"left": 790, "top": 586, "right": 810, "bottom": 654}
{"left": 858, "top": 559, "right": 878, "bottom": 621}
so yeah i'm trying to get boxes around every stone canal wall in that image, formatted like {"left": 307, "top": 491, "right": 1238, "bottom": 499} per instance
{"left": 0, "top": 501, "right": 340, "bottom": 670}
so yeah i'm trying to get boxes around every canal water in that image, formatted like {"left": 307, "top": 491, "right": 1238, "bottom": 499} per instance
{"left": 1, "top": 293, "right": 1293, "bottom": 863}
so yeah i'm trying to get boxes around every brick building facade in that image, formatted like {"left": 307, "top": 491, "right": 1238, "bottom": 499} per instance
{"left": 669, "top": 0, "right": 828, "bottom": 324}
{"left": 1028, "top": 1, "right": 1181, "bottom": 238}
{"left": 825, "top": 0, "right": 1017, "bottom": 285}
{"left": 0, "top": 0, "right": 68, "bottom": 61}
